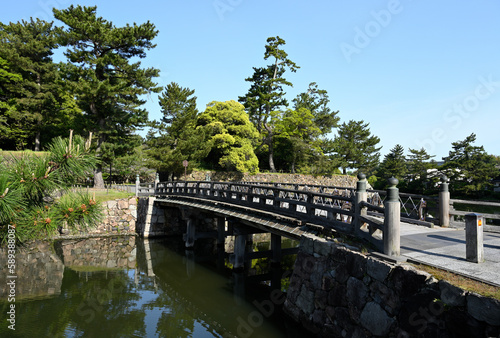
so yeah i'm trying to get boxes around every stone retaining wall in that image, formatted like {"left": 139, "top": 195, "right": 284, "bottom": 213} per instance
{"left": 284, "top": 234, "right": 500, "bottom": 337}
{"left": 0, "top": 242, "right": 64, "bottom": 300}
{"left": 0, "top": 237, "right": 137, "bottom": 301}
{"left": 57, "top": 236, "right": 136, "bottom": 270}
{"left": 187, "top": 171, "right": 358, "bottom": 188}
{"left": 62, "top": 198, "right": 138, "bottom": 237}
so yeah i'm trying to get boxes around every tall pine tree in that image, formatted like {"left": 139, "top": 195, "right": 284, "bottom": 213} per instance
{"left": 239, "top": 36, "right": 299, "bottom": 172}
{"left": 0, "top": 18, "right": 71, "bottom": 150}
{"left": 292, "top": 82, "right": 339, "bottom": 135}
{"left": 53, "top": 5, "right": 162, "bottom": 187}
{"left": 442, "top": 133, "right": 497, "bottom": 196}
{"left": 0, "top": 57, "right": 22, "bottom": 146}
{"left": 146, "top": 82, "right": 202, "bottom": 178}
{"left": 330, "top": 120, "right": 381, "bottom": 175}
{"left": 406, "top": 147, "right": 436, "bottom": 194}
{"left": 378, "top": 144, "right": 407, "bottom": 182}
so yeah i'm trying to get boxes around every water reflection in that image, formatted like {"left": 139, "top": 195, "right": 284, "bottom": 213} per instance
{"left": 0, "top": 236, "right": 306, "bottom": 337}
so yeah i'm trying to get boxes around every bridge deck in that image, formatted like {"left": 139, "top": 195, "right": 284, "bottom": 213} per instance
{"left": 399, "top": 222, "right": 500, "bottom": 287}
{"left": 156, "top": 196, "right": 315, "bottom": 240}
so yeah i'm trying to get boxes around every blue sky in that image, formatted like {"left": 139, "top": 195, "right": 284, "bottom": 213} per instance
{"left": 2, "top": 0, "right": 499, "bottom": 160}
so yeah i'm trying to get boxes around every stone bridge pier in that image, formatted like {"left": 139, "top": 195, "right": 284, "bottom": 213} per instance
{"left": 137, "top": 197, "right": 298, "bottom": 271}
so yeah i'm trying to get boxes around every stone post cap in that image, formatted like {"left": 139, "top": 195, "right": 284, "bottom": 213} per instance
{"left": 356, "top": 172, "right": 367, "bottom": 192}
{"left": 465, "top": 213, "right": 482, "bottom": 218}
{"left": 386, "top": 177, "right": 399, "bottom": 202}
{"left": 388, "top": 177, "right": 398, "bottom": 187}
{"left": 440, "top": 175, "right": 449, "bottom": 192}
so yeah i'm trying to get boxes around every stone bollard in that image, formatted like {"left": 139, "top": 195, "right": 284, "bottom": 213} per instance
{"left": 384, "top": 177, "right": 400, "bottom": 257}
{"left": 465, "top": 213, "right": 484, "bottom": 263}
{"left": 439, "top": 175, "right": 450, "bottom": 227}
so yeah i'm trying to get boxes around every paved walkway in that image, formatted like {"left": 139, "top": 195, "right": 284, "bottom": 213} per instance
{"left": 399, "top": 222, "right": 500, "bottom": 287}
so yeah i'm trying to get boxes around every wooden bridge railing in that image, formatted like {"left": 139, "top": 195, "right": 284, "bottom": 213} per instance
{"left": 449, "top": 199, "right": 500, "bottom": 232}
{"left": 133, "top": 173, "right": 500, "bottom": 254}
{"left": 155, "top": 180, "right": 355, "bottom": 232}
{"left": 135, "top": 173, "right": 408, "bottom": 255}
{"left": 213, "top": 180, "right": 436, "bottom": 226}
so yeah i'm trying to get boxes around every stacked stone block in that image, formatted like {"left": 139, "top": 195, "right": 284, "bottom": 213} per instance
{"left": 284, "top": 234, "right": 500, "bottom": 337}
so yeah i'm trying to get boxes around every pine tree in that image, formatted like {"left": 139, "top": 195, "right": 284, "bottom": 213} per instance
{"left": 406, "top": 147, "right": 436, "bottom": 194}
{"left": 0, "top": 18, "right": 71, "bottom": 150}
{"left": 239, "top": 36, "right": 299, "bottom": 172}
{"left": 442, "top": 133, "right": 497, "bottom": 196}
{"left": 331, "top": 120, "right": 381, "bottom": 175}
{"left": 292, "top": 82, "right": 339, "bottom": 135}
{"left": 53, "top": 5, "right": 162, "bottom": 187}
{"left": 146, "top": 82, "right": 201, "bottom": 177}
{"left": 273, "top": 108, "right": 321, "bottom": 173}
{"left": 379, "top": 144, "right": 407, "bottom": 182}
{"left": 287, "top": 82, "right": 340, "bottom": 174}
{"left": 0, "top": 57, "right": 22, "bottom": 147}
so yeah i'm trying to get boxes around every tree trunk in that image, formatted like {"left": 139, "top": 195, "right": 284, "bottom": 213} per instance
{"left": 34, "top": 75, "right": 41, "bottom": 151}
{"left": 264, "top": 122, "right": 276, "bottom": 173}
{"left": 93, "top": 111, "right": 106, "bottom": 188}
{"left": 34, "top": 130, "right": 41, "bottom": 151}
{"left": 94, "top": 167, "right": 105, "bottom": 188}
{"left": 269, "top": 148, "right": 276, "bottom": 173}
{"left": 267, "top": 132, "right": 276, "bottom": 173}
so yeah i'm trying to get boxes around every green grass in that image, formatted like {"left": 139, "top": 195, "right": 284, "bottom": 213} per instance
{"left": 67, "top": 265, "right": 125, "bottom": 272}
{"left": 78, "top": 188, "right": 135, "bottom": 203}
{"left": 0, "top": 150, "right": 50, "bottom": 158}
{"left": 411, "top": 263, "right": 500, "bottom": 300}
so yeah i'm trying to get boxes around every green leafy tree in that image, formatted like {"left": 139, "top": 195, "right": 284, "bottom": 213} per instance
{"left": 273, "top": 108, "right": 321, "bottom": 173}
{"left": 239, "top": 36, "right": 299, "bottom": 172}
{"left": 442, "top": 133, "right": 498, "bottom": 196}
{"left": 288, "top": 82, "right": 340, "bottom": 174}
{"left": 53, "top": 5, "right": 162, "bottom": 188}
{"left": 146, "top": 82, "right": 201, "bottom": 178}
{"left": 330, "top": 120, "right": 381, "bottom": 175}
{"left": 378, "top": 144, "right": 407, "bottom": 183}
{"left": 196, "top": 100, "right": 259, "bottom": 173}
{"left": 406, "top": 147, "right": 436, "bottom": 194}
{"left": 292, "top": 82, "right": 339, "bottom": 135}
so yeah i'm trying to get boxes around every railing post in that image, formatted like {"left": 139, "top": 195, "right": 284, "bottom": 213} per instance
{"left": 135, "top": 174, "right": 140, "bottom": 197}
{"left": 354, "top": 172, "right": 368, "bottom": 235}
{"left": 384, "top": 177, "right": 400, "bottom": 257}
{"left": 439, "top": 175, "right": 450, "bottom": 227}
{"left": 154, "top": 173, "right": 159, "bottom": 194}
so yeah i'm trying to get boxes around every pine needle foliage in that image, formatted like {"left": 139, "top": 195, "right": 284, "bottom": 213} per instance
{"left": 51, "top": 191, "right": 103, "bottom": 230}
{"left": 0, "top": 131, "right": 100, "bottom": 243}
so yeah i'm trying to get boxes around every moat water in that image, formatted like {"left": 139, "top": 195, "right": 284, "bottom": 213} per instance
{"left": 0, "top": 236, "right": 309, "bottom": 337}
